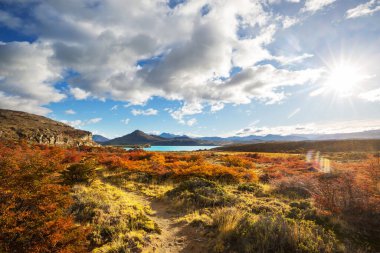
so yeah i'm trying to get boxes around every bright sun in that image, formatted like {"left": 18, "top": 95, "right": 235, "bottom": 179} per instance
{"left": 324, "top": 63, "right": 364, "bottom": 95}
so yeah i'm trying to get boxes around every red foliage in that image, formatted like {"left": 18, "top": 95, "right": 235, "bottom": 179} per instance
{"left": 0, "top": 142, "right": 89, "bottom": 253}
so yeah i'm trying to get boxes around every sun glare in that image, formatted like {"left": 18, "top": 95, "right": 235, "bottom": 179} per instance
{"left": 324, "top": 63, "right": 364, "bottom": 95}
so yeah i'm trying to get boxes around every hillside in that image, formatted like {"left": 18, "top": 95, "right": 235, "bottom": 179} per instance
{"left": 104, "top": 130, "right": 217, "bottom": 146}
{"left": 93, "top": 134, "right": 110, "bottom": 143}
{"left": 0, "top": 109, "right": 95, "bottom": 146}
{"left": 215, "top": 139, "right": 380, "bottom": 153}
{"left": 104, "top": 130, "right": 166, "bottom": 145}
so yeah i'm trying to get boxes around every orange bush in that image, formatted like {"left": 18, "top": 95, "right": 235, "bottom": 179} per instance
{"left": 0, "top": 142, "right": 89, "bottom": 253}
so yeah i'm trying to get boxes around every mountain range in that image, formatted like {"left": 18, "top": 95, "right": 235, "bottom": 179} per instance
{"left": 1, "top": 108, "right": 379, "bottom": 147}
{"left": 95, "top": 129, "right": 380, "bottom": 146}
{"left": 102, "top": 130, "right": 216, "bottom": 146}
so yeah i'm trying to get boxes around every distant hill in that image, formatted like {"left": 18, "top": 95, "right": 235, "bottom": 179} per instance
{"left": 93, "top": 134, "right": 110, "bottom": 143}
{"left": 200, "top": 134, "right": 307, "bottom": 143}
{"left": 198, "top": 131, "right": 380, "bottom": 144}
{"left": 159, "top": 132, "right": 189, "bottom": 139}
{"left": 0, "top": 109, "right": 96, "bottom": 146}
{"left": 215, "top": 139, "right": 380, "bottom": 153}
{"left": 299, "top": 130, "right": 380, "bottom": 140}
{"left": 104, "top": 130, "right": 165, "bottom": 145}
{"left": 104, "top": 130, "right": 217, "bottom": 146}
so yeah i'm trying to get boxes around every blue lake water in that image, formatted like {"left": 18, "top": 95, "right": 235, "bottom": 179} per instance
{"left": 125, "top": 146, "right": 219, "bottom": 152}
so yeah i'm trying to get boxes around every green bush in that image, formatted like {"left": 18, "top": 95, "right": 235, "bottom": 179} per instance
{"left": 212, "top": 213, "right": 344, "bottom": 253}
{"left": 165, "top": 178, "right": 234, "bottom": 209}
{"left": 248, "top": 198, "right": 290, "bottom": 215}
{"left": 237, "top": 183, "right": 265, "bottom": 196}
{"left": 61, "top": 163, "right": 96, "bottom": 185}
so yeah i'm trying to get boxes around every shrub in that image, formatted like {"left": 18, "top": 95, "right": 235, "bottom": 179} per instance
{"left": 165, "top": 178, "right": 235, "bottom": 209}
{"left": 61, "top": 162, "right": 97, "bottom": 185}
{"left": 247, "top": 198, "right": 290, "bottom": 215}
{"left": 311, "top": 170, "right": 380, "bottom": 249}
{"left": 222, "top": 155, "right": 254, "bottom": 169}
{"left": 287, "top": 201, "right": 321, "bottom": 222}
{"left": 212, "top": 207, "right": 247, "bottom": 236}
{"left": 273, "top": 177, "right": 312, "bottom": 199}
{"left": 237, "top": 183, "right": 265, "bottom": 196}
{"left": 0, "top": 143, "right": 88, "bottom": 253}
{"left": 259, "top": 173, "right": 271, "bottom": 183}
{"left": 211, "top": 213, "right": 344, "bottom": 253}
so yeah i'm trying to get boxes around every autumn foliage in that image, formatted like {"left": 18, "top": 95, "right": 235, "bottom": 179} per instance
{"left": 0, "top": 142, "right": 88, "bottom": 253}
{"left": 1, "top": 141, "right": 379, "bottom": 252}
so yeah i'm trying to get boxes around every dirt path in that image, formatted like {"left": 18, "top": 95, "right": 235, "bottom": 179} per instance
{"left": 122, "top": 191, "right": 208, "bottom": 253}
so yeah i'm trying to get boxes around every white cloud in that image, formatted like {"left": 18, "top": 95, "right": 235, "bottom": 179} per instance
{"left": 0, "top": 41, "right": 65, "bottom": 115}
{"left": 121, "top": 118, "right": 130, "bottom": 125}
{"left": 210, "top": 102, "right": 225, "bottom": 113}
{"left": 233, "top": 119, "right": 380, "bottom": 137}
{"left": 61, "top": 117, "right": 102, "bottom": 128}
{"left": 187, "top": 118, "right": 197, "bottom": 126}
{"left": 69, "top": 87, "right": 90, "bottom": 100}
{"left": 346, "top": 0, "right": 380, "bottom": 19}
{"left": 110, "top": 105, "right": 118, "bottom": 111}
{"left": 275, "top": 53, "right": 314, "bottom": 65}
{"left": 268, "top": 0, "right": 301, "bottom": 4}
{"left": 0, "top": 92, "right": 52, "bottom": 115}
{"left": 359, "top": 88, "right": 380, "bottom": 102}
{"left": 87, "top": 117, "right": 102, "bottom": 124}
{"left": 218, "top": 64, "right": 323, "bottom": 104}
{"left": 131, "top": 108, "right": 158, "bottom": 116}
{"left": 65, "top": 109, "right": 76, "bottom": 114}
{"left": 61, "top": 119, "right": 83, "bottom": 128}
{"left": 0, "top": 0, "right": 325, "bottom": 115}
{"left": 281, "top": 16, "right": 299, "bottom": 28}
{"left": 301, "top": 0, "right": 336, "bottom": 13}
{"left": 166, "top": 64, "right": 322, "bottom": 123}
{"left": 170, "top": 102, "right": 203, "bottom": 124}
{"left": 288, "top": 108, "right": 301, "bottom": 118}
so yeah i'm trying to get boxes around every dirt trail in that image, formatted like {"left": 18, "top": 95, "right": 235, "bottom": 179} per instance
{"left": 124, "top": 192, "right": 208, "bottom": 253}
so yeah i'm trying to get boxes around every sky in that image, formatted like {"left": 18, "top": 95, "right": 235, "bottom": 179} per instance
{"left": 0, "top": 0, "right": 380, "bottom": 138}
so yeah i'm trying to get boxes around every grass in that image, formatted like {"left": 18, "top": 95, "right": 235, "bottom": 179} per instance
{"left": 70, "top": 181, "right": 160, "bottom": 252}
{"left": 211, "top": 209, "right": 344, "bottom": 253}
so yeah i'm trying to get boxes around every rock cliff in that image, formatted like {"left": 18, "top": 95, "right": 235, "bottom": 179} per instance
{"left": 0, "top": 109, "right": 96, "bottom": 146}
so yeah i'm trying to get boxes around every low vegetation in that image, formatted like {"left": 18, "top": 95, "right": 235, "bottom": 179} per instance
{"left": 71, "top": 182, "right": 159, "bottom": 252}
{"left": 1, "top": 141, "right": 379, "bottom": 252}
{"left": 165, "top": 177, "right": 235, "bottom": 209}
{"left": 211, "top": 208, "right": 343, "bottom": 253}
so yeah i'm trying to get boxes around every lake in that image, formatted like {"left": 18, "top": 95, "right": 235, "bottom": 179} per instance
{"left": 125, "top": 146, "right": 219, "bottom": 152}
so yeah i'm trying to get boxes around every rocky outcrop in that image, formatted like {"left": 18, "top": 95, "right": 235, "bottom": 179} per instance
{"left": 0, "top": 109, "right": 97, "bottom": 147}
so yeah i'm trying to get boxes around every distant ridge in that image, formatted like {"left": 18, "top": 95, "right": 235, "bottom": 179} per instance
{"left": 199, "top": 134, "right": 307, "bottom": 143}
{"left": 215, "top": 139, "right": 380, "bottom": 153}
{"left": 159, "top": 132, "right": 189, "bottom": 139}
{"left": 103, "top": 129, "right": 380, "bottom": 147}
{"left": 103, "top": 130, "right": 216, "bottom": 146}
{"left": 93, "top": 134, "right": 110, "bottom": 143}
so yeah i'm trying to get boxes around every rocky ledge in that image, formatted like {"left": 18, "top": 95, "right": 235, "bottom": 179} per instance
{"left": 0, "top": 109, "right": 97, "bottom": 147}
